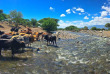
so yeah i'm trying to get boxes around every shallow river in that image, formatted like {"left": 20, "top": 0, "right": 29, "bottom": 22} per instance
{"left": 0, "top": 32, "right": 110, "bottom": 74}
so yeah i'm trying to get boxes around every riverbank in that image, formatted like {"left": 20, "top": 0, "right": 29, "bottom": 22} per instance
{"left": 79, "top": 30, "right": 110, "bottom": 38}
{"left": 0, "top": 31, "right": 110, "bottom": 74}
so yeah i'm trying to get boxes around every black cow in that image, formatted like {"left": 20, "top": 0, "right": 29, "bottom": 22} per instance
{"left": 1, "top": 34, "right": 12, "bottom": 39}
{"left": 11, "top": 27, "right": 20, "bottom": 32}
{"left": 0, "top": 31, "right": 4, "bottom": 35}
{"left": 0, "top": 39, "right": 25, "bottom": 57}
{"left": 44, "top": 35, "right": 57, "bottom": 46}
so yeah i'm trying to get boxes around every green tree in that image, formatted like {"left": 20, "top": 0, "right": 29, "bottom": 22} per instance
{"left": 41, "top": 18, "right": 58, "bottom": 32}
{"left": 40, "top": 18, "right": 59, "bottom": 32}
{"left": 20, "top": 19, "right": 31, "bottom": 27}
{"left": 39, "top": 18, "right": 59, "bottom": 24}
{"left": 84, "top": 26, "right": 88, "bottom": 30}
{"left": 65, "top": 25, "right": 79, "bottom": 31}
{"left": 31, "top": 18, "right": 39, "bottom": 27}
{"left": 9, "top": 10, "right": 23, "bottom": 27}
{"left": 105, "top": 23, "right": 110, "bottom": 30}
{"left": 57, "top": 28, "right": 64, "bottom": 30}
{"left": 101, "top": 28, "right": 105, "bottom": 30}
{"left": 0, "top": 10, "right": 3, "bottom": 14}
{"left": 0, "top": 13, "right": 7, "bottom": 21}
{"left": 91, "top": 27, "right": 97, "bottom": 30}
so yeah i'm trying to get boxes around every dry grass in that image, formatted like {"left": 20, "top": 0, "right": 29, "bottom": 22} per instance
{"left": 0, "top": 21, "right": 47, "bottom": 33}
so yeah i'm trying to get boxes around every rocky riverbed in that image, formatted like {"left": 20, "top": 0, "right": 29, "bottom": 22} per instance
{"left": 0, "top": 31, "right": 110, "bottom": 74}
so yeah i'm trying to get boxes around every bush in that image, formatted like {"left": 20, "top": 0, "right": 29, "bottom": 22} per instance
{"left": 65, "top": 25, "right": 79, "bottom": 31}
{"left": 91, "top": 27, "right": 97, "bottom": 30}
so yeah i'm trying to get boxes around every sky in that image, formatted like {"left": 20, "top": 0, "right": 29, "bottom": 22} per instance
{"left": 0, "top": 0, "right": 110, "bottom": 28}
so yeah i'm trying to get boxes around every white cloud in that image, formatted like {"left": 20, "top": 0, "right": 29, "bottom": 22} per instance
{"left": 88, "top": 14, "right": 91, "bottom": 16}
{"left": 72, "top": 10, "right": 76, "bottom": 13}
{"left": 79, "top": 13, "right": 81, "bottom": 15}
{"left": 49, "top": 7, "right": 54, "bottom": 11}
{"left": 58, "top": 20, "right": 83, "bottom": 28}
{"left": 60, "top": 14, "right": 66, "bottom": 17}
{"left": 66, "top": 9, "right": 71, "bottom": 14}
{"left": 102, "top": 6, "right": 110, "bottom": 15}
{"left": 101, "top": 11, "right": 108, "bottom": 17}
{"left": 58, "top": 17, "right": 110, "bottom": 28}
{"left": 84, "top": 16, "right": 89, "bottom": 19}
{"left": 76, "top": 8, "right": 84, "bottom": 12}
{"left": 92, "top": 16, "right": 94, "bottom": 18}
{"left": 94, "top": 13, "right": 98, "bottom": 16}
{"left": 73, "top": 7, "right": 76, "bottom": 9}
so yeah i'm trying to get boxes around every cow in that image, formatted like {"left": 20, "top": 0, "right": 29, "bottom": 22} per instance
{"left": 0, "top": 39, "right": 25, "bottom": 57}
{"left": 11, "top": 27, "right": 20, "bottom": 32}
{"left": 0, "top": 31, "right": 4, "bottom": 35}
{"left": 0, "top": 34, "right": 12, "bottom": 39}
{"left": 23, "top": 34, "right": 34, "bottom": 47}
{"left": 44, "top": 34, "right": 57, "bottom": 46}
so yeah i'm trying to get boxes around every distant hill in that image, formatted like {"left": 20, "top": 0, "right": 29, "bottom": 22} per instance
{"left": 87, "top": 25, "right": 107, "bottom": 29}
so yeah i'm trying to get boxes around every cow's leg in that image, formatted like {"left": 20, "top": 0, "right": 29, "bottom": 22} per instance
{"left": 0, "top": 49, "right": 1, "bottom": 56}
{"left": 21, "top": 48, "right": 24, "bottom": 52}
{"left": 52, "top": 41, "right": 54, "bottom": 45}
{"left": 55, "top": 40, "right": 57, "bottom": 46}
{"left": 11, "top": 48, "right": 15, "bottom": 58}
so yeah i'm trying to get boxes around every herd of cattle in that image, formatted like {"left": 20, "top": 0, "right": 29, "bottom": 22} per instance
{"left": 0, "top": 27, "right": 58, "bottom": 57}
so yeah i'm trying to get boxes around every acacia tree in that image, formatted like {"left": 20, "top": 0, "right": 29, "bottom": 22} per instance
{"left": 39, "top": 18, "right": 59, "bottom": 32}
{"left": 105, "top": 23, "right": 110, "bottom": 30}
{"left": 9, "top": 10, "right": 23, "bottom": 27}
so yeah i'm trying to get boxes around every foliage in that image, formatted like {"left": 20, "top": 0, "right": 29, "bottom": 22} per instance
{"left": 57, "top": 28, "right": 64, "bottom": 30}
{"left": 0, "top": 10, "right": 3, "bottom": 14}
{"left": 39, "top": 17, "right": 59, "bottom": 23}
{"left": 65, "top": 25, "right": 79, "bottom": 31}
{"left": 91, "top": 27, "right": 97, "bottom": 30}
{"left": 84, "top": 26, "right": 88, "bottom": 30}
{"left": 9, "top": 10, "right": 23, "bottom": 27}
{"left": 91, "top": 27, "right": 106, "bottom": 30}
{"left": 39, "top": 18, "right": 59, "bottom": 32}
{"left": 31, "top": 18, "right": 39, "bottom": 27}
{"left": 0, "top": 13, "right": 8, "bottom": 21}
{"left": 19, "top": 19, "right": 31, "bottom": 27}
{"left": 105, "top": 23, "right": 110, "bottom": 30}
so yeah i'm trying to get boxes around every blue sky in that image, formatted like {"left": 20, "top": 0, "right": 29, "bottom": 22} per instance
{"left": 0, "top": 0, "right": 110, "bottom": 28}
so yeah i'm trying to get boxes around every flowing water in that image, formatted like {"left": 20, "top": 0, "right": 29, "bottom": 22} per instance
{"left": 0, "top": 32, "right": 110, "bottom": 74}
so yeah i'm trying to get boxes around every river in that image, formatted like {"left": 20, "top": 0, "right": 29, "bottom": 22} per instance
{"left": 0, "top": 31, "right": 110, "bottom": 74}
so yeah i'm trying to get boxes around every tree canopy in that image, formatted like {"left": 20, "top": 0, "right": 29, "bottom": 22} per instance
{"left": 0, "top": 10, "right": 3, "bottom": 14}
{"left": 105, "top": 23, "right": 110, "bottom": 30}
{"left": 91, "top": 27, "right": 97, "bottom": 30}
{"left": 65, "top": 25, "right": 79, "bottom": 31}
{"left": 31, "top": 19, "right": 39, "bottom": 27}
{"left": 83, "top": 26, "right": 88, "bottom": 30}
{"left": 0, "top": 10, "right": 8, "bottom": 21}
{"left": 9, "top": 10, "right": 23, "bottom": 27}
{"left": 39, "top": 18, "right": 59, "bottom": 32}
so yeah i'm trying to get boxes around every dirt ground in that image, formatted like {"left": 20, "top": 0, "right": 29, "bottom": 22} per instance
{"left": 0, "top": 21, "right": 47, "bottom": 33}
